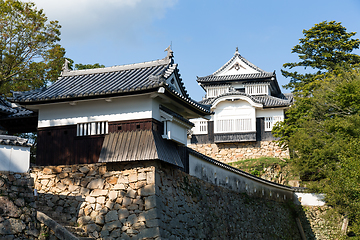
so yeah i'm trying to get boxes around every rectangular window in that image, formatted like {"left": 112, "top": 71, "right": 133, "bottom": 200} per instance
{"left": 206, "top": 86, "right": 230, "bottom": 98}
{"left": 191, "top": 120, "right": 208, "bottom": 134}
{"left": 264, "top": 116, "right": 283, "bottom": 131}
{"left": 77, "top": 121, "right": 108, "bottom": 136}
{"left": 215, "top": 118, "right": 253, "bottom": 133}
{"left": 245, "top": 84, "right": 269, "bottom": 95}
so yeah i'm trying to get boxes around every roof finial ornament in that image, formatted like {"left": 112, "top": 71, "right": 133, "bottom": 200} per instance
{"left": 235, "top": 47, "right": 239, "bottom": 55}
{"left": 62, "top": 58, "right": 70, "bottom": 72}
{"left": 164, "top": 45, "right": 174, "bottom": 61}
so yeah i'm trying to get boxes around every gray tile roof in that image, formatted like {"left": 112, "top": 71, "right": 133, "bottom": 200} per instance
{"left": 0, "top": 135, "right": 32, "bottom": 147}
{"left": 197, "top": 72, "right": 275, "bottom": 83}
{"left": 197, "top": 50, "right": 275, "bottom": 84}
{"left": 0, "top": 97, "right": 17, "bottom": 114}
{"left": 199, "top": 92, "right": 293, "bottom": 108}
{"left": 0, "top": 97, "right": 35, "bottom": 118}
{"left": 10, "top": 56, "right": 211, "bottom": 114}
{"left": 99, "top": 130, "right": 184, "bottom": 168}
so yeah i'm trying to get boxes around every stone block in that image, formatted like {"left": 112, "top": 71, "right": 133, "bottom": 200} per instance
{"left": 103, "top": 220, "right": 122, "bottom": 231}
{"left": 122, "top": 197, "right": 132, "bottom": 207}
{"left": 87, "top": 179, "right": 105, "bottom": 189}
{"left": 147, "top": 171, "right": 155, "bottom": 184}
{"left": 138, "top": 171, "right": 146, "bottom": 181}
{"left": 79, "top": 166, "right": 90, "bottom": 173}
{"left": 105, "top": 201, "right": 114, "bottom": 210}
{"left": 126, "top": 189, "right": 137, "bottom": 199}
{"left": 112, "top": 183, "right": 126, "bottom": 190}
{"left": 105, "top": 210, "right": 118, "bottom": 223}
{"left": 110, "top": 228, "right": 121, "bottom": 238}
{"left": 95, "top": 215, "right": 105, "bottom": 225}
{"left": 0, "top": 218, "right": 26, "bottom": 234}
{"left": 90, "top": 189, "right": 108, "bottom": 197}
{"left": 97, "top": 197, "right": 106, "bottom": 204}
{"left": 78, "top": 216, "right": 92, "bottom": 226}
{"left": 106, "top": 176, "right": 118, "bottom": 185}
{"left": 85, "top": 223, "right": 98, "bottom": 233}
{"left": 108, "top": 191, "right": 118, "bottom": 201}
{"left": 118, "top": 208, "right": 129, "bottom": 220}
{"left": 138, "top": 208, "right": 158, "bottom": 221}
{"left": 139, "top": 184, "right": 155, "bottom": 196}
{"left": 137, "top": 227, "right": 160, "bottom": 239}
{"left": 146, "top": 218, "right": 159, "bottom": 228}
{"left": 126, "top": 214, "right": 137, "bottom": 225}
{"left": 145, "top": 195, "right": 157, "bottom": 210}
{"left": 85, "top": 196, "right": 96, "bottom": 204}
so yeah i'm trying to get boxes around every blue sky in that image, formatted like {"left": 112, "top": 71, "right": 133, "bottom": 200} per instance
{"left": 31, "top": 0, "right": 360, "bottom": 101}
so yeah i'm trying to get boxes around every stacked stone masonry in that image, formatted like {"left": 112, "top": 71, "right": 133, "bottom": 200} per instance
{"left": 30, "top": 160, "right": 302, "bottom": 239}
{"left": 31, "top": 161, "right": 160, "bottom": 240}
{"left": 188, "top": 141, "right": 290, "bottom": 164}
{"left": 0, "top": 172, "right": 40, "bottom": 240}
{"left": 1, "top": 161, "right": 344, "bottom": 239}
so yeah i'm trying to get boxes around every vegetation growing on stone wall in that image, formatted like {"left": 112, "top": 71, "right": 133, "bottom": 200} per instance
{"left": 228, "top": 157, "right": 301, "bottom": 186}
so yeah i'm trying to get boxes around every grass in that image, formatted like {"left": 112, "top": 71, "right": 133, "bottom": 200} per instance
{"left": 228, "top": 157, "right": 289, "bottom": 177}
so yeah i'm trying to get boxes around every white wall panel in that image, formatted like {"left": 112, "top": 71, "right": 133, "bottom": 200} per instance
{"left": 38, "top": 95, "right": 158, "bottom": 128}
{"left": 0, "top": 145, "right": 30, "bottom": 173}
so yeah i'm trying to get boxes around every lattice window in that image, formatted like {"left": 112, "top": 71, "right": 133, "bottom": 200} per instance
{"left": 215, "top": 118, "right": 253, "bottom": 133}
{"left": 77, "top": 121, "right": 108, "bottom": 136}
{"left": 245, "top": 84, "right": 269, "bottom": 95}
{"left": 264, "top": 116, "right": 283, "bottom": 131}
{"left": 206, "top": 86, "right": 230, "bottom": 98}
{"left": 191, "top": 120, "right": 208, "bottom": 134}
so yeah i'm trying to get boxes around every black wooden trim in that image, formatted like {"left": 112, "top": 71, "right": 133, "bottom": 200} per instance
{"left": 214, "top": 132, "right": 256, "bottom": 143}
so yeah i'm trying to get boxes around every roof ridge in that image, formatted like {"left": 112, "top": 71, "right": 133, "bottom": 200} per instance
{"left": 62, "top": 57, "right": 171, "bottom": 77}
{"left": 208, "top": 49, "right": 273, "bottom": 77}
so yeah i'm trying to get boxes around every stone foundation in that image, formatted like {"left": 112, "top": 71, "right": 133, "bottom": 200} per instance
{"left": 188, "top": 141, "right": 289, "bottom": 164}
{"left": 30, "top": 160, "right": 302, "bottom": 239}
{"left": 31, "top": 161, "right": 159, "bottom": 239}
{"left": 0, "top": 172, "right": 40, "bottom": 240}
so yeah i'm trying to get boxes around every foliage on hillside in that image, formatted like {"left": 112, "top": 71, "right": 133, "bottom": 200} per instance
{"left": 274, "top": 20, "right": 360, "bottom": 236}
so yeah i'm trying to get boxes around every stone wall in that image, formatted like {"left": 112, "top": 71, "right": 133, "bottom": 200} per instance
{"left": 156, "top": 163, "right": 301, "bottom": 239}
{"left": 31, "top": 160, "right": 302, "bottom": 239}
{"left": 31, "top": 161, "right": 160, "bottom": 240}
{"left": 188, "top": 141, "right": 289, "bottom": 163}
{"left": 298, "top": 206, "right": 344, "bottom": 240}
{"left": 0, "top": 172, "right": 40, "bottom": 239}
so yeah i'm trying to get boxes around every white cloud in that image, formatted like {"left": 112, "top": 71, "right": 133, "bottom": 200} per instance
{"left": 30, "top": 0, "right": 178, "bottom": 44}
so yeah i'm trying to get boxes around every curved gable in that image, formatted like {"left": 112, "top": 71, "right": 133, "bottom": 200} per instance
{"left": 211, "top": 94, "right": 263, "bottom": 109}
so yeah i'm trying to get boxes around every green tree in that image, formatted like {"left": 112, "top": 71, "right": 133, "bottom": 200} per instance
{"left": 287, "top": 68, "right": 360, "bottom": 234}
{"left": 0, "top": 0, "right": 65, "bottom": 95}
{"left": 274, "top": 21, "right": 360, "bottom": 148}
{"left": 75, "top": 63, "right": 105, "bottom": 70}
{"left": 282, "top": 21, "right": 360, "bottom": 95}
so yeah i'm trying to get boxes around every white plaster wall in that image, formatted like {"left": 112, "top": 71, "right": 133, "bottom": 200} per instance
{"left": 215, "top": 100, "right": 254, "bottom": 117}
{"left": 217, "top": 60, "right": 259, "bottom": 76}
{"left": 0, "top": 145, "right": 30, "bottom": 173}
{"left": 256, "top": 108, "right": 284, "bottom": 118}
{"left": 37, "top": 95, "right": 159, "bottom": 128}
{"left": 188, "top": 153, "right": 294, "bottom": 201}
{"left": 294, "top": 193, "right": 326, "bottom": 206}
{"left": 214, "top": 100, "right": 256, "bottom": 132}
{"left": 166, "top": 121, "right": 187, "bottom": 145}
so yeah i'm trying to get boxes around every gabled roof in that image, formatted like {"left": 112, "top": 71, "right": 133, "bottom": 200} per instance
{"left": 9, "top": 51, "right": 211, "bottom": 115}
{"left": 199, "top": 91, "right": 293, "bottom": 108}
{"left": 197, "top": 48, "right": 276, "bottom": 84}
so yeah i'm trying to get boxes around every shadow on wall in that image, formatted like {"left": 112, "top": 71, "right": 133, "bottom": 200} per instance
{"left": 36, "top": 193, "right": 85, "bottom": 228}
